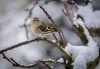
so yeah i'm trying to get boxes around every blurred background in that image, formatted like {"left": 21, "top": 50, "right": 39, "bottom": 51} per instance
{"left": 0, "top": 0, "right": 100, "bottom": 69}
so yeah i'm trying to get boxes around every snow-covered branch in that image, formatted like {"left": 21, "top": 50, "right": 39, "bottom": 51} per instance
{"left": 61, "top": 0, "right": 99, "bottom": 69}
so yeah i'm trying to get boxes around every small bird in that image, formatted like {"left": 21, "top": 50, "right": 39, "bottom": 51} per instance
{"left": 31, "top": 17, "right": 58, "bottom": 37}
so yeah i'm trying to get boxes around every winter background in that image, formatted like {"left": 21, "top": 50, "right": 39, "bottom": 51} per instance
{"left": 0, "top": 0, "right": 100, "bottom": 69}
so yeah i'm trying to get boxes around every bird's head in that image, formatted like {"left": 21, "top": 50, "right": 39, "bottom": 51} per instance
{"left": 32, "top": 17, "right": 39, "bottom": 23}
{"left": 32, "top": 17, "right": 42, "bottom": 27}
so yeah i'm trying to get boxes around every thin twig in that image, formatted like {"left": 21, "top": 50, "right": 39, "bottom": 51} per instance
{"left": 52, "top": 33, "right": 59, "bottom": 44}
{"left": 39, "top": 5, "right": 56, "bottom": 26}
{"left": 2, "top": 53, "right": 15, "bottom": 65}
{"left": 0, "top": 38, "right": 38, "bottom": 54}
{"left": 10, "top": 58, "right": 21, "bottom": 66}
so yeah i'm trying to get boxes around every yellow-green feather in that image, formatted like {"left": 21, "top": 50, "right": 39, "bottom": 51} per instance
{"left": 39, "top": 24, "right": 57, "bottom": 33}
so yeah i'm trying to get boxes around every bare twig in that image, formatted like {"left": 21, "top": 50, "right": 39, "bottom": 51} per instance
{"left": 0, "top": 38, "right": 38, "bottom": 54}
{"left": 39, "top": 5, "right": 67, "bottom": 47}
{"left": 39, "top": 5, "right": 56, "bottom": 26}
{"left": 52, "top": 33, "right": 58, "bottom": 42}
{"left": 2, "top": 53, "right": 15, "bottom": 65}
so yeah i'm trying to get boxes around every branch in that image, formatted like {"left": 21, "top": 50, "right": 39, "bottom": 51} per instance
{"left": 0, "top": 37, "right": 72, "bottom": 62}
{"left": 2, "top": 53, "right": 72, "bottom": 68}
{"left": 52, "top": 33, "right": 58, "bottom": 43}
{"left": 0, "top": 38, "right": 38, "bottom": 54}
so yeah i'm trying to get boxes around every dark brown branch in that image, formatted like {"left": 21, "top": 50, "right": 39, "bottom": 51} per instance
{"left": 0, "top": 38, "right": 38, "bottom": 54}
{"left": 0, "top": 37, "right": 71, "bottom": 62}
{"left": 39, "top": 5, "right": 56, "bottom": 26}
{"left": 39, "top": 5, "right": 67, "bottom": 47}
{"left": 52, "top": 33, "right": 58, "bottom": 41}
{"left": 51, "top": 33, "right": 59, "bottom": 45}
{"left": 2, "top": 53, "right": 15, "bottom": 65}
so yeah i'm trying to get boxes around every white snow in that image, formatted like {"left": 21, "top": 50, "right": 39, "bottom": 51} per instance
{"left": 64, "top": 16, "right": 99, "bottom": 69}
{"left": 57, "top": 58, "right": 64, "bottom": 63}
{"left": 74, "top": 18, "right": 97, "bottom": 47}
{"left": 65, "top": 41, "right": 99, "bottom": 69}
{"left": 73, "top": 55, "right": 87, "bottom": 69}
{"left": 77, "top": 4, "right": 100, "bottom": 28}
{"left": 65, "top": 43, "right": 99, "bottom": 63}
{"left": 52, "top": 40, "right": 57, "bottom": 43}
{"left": 48, "top": 59, "right": 55, "bottom": 62}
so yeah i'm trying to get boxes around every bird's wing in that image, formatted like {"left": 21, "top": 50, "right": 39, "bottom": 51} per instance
{"left": 38, "top": 23, "right": 58, "bottom": 33}
{"left": 38, "top": 23, "right": 49, "bottom": 32}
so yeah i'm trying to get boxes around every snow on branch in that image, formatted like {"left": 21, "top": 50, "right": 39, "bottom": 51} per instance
{"left": 73, "top": 18, "right": 97, "bottom": 47}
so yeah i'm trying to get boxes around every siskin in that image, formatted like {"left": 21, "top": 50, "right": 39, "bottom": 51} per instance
{"left": 31, "top": 17, "right": 58, "bottom": 37}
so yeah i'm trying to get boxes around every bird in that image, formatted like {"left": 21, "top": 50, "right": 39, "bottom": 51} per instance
{"left": 31, "top": 17, "right": 58, "bottom": 37}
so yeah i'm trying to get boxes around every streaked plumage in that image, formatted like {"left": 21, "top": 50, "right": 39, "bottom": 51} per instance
{"left": 31, "top": 17, "right": 57, "bottom": 37}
